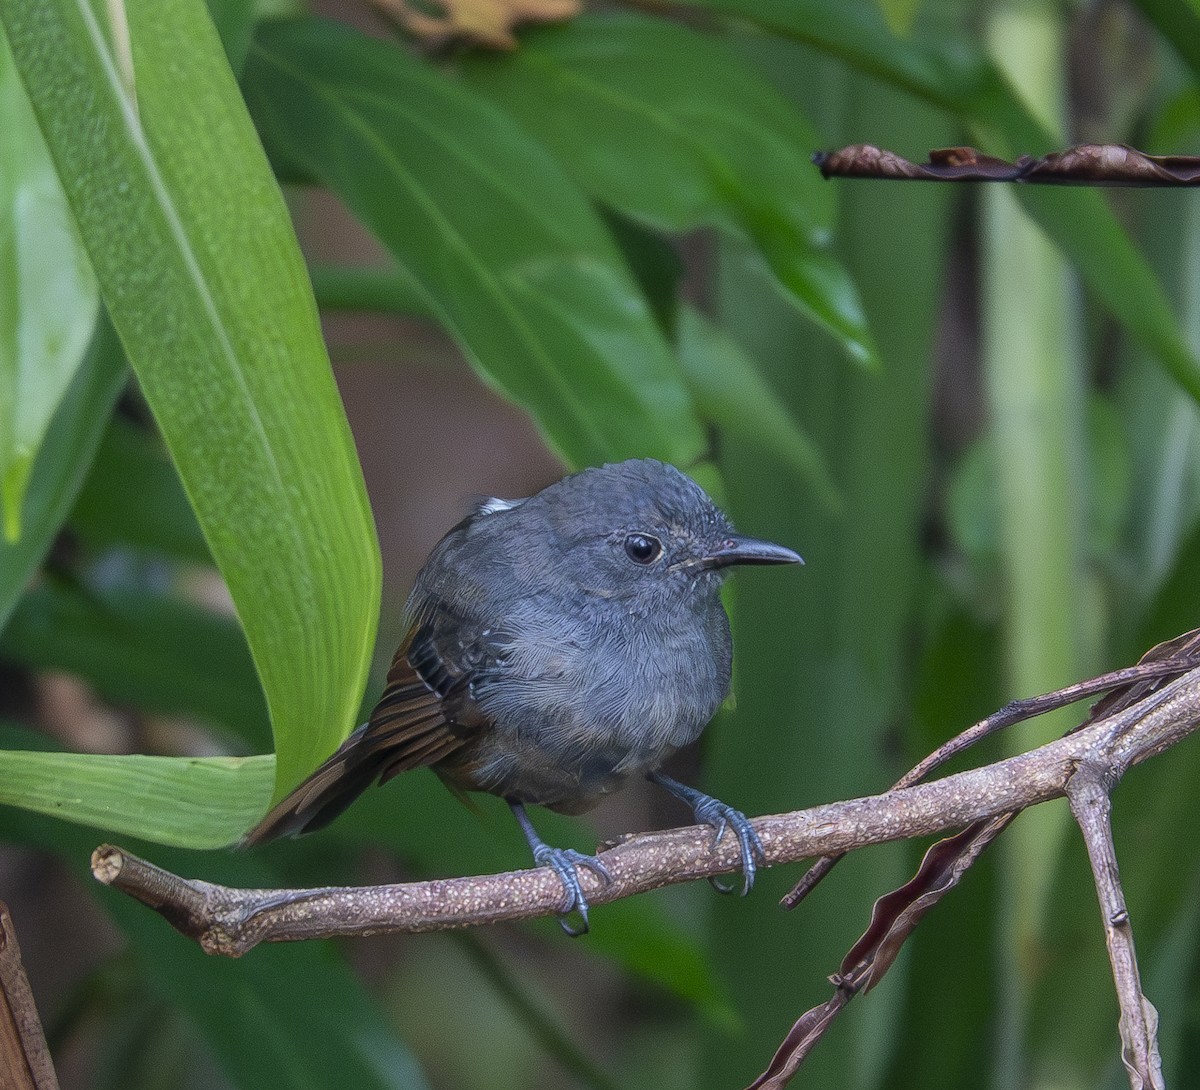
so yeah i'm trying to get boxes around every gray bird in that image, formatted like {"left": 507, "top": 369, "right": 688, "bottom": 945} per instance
{"left": 243, "top": 458, "right": 802, "bottom": 932}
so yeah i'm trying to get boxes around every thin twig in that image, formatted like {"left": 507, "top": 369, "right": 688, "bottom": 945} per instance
{"left": 92, "top": 666, "right": 1200, "bottom": 957}
{"left": 0, "top": 902, "right": 60, "bottom": 1090}
{"left": 782, "top": 651, "right": 1200, "bottom": 909}
{"left": 1067, "top": 763, "right": 1165, "bottom": 1089}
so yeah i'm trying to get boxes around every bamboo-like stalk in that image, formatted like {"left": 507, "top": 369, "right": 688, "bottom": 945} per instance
{"left": 983, "top": 4, "right": 1087, "bottom": 1083}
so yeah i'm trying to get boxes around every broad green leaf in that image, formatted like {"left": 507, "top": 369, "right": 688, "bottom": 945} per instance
{"left": 0, "top": 0, "right": 382, "bottom": 796}
{"left": 681, "top": 0, "right": 1200, "bottom": 405}
{"left": 677, "top": 306, "right": 841, "bottom": 512}
{"left": 0, "top": 746, "right": 272, "bottom": 848}
{"left": 600, "top": 209, "right": 684, "bottom": 339}
{"left": 0, "top": 793, "right": 431, "bottom": 1090}
{"left": 461, "top": 14, "right": 876, "bottom": 367}
{"left": 0, "top": 316, "right": 125, "bottom": 631}
{"left": 0, "top": 27, "right": 99, "bottom": 541}
{"left": 242, "top": 17, "right": 706, "bottom": 470}
{"left": 0, "top": 577, "right": 271, "bottom": 753}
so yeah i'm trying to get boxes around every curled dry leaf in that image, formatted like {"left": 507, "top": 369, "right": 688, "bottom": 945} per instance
{"left": 745, "top": 817, "right": 1011, "bottom": 1090}
{"left": 1084, "top": 629, "right": 1200, "bottom": 724}
{"left": 814, "top": 144, "right": 1200, "bottom": 187}
{"left": 369, "top": 0, "right": 580, "bottom": 49}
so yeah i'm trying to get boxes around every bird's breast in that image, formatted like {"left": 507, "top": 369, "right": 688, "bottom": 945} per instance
{"left": 444, "top": 599, "right": 732, "bottom": 810}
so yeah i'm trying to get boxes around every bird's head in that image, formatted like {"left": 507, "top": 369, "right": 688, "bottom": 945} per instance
{"left": 515, "top": 459, "right": 802, "bottom": 609}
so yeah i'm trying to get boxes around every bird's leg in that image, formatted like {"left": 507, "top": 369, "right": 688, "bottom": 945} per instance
{"left": 647, "top": 771, "right": 765, "bottom": 896}
{"left": 508, "top": 801, "right": 612, "bottom": 936}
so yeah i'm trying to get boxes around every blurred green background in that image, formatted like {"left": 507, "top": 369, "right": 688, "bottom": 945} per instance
{"left": 3, "top": 0, "right": 1200, "bottom": 1086}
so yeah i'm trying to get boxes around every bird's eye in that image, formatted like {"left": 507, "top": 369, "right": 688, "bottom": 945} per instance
{"left": 624, "top": 533, "right": 662, "bottom": 564}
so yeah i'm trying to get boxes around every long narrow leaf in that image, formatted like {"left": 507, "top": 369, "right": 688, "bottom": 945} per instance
{"left": 0, "top": 747, "right": 272, "bottom": 849}
{"left": 0, "top": 27, "right": 99, "bottom": 541}
{"left": 0, "top": 0, "right": 382, "bottom": 796}
{"left": 243, "top": 17, "right": 707, "bottom": 470}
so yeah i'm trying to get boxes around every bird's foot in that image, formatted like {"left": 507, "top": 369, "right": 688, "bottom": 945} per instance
{"left": 509, "top": 800, "right": 612, "bottom": 936}
{"left": 693, "top": 796, "right": 765, "bottom": 896}
{"left": 530, "top": 844, "right": 612, "bottom": 936}
{"left": 648, "top": 772, "right": 765, "bottom": 896}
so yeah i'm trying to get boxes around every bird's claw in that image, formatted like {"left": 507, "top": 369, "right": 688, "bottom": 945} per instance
{"left": 693, "top": 797, "right": 765, "bottom": 897}
{"left": 531, "top": 845, "right": 612, "bottom": 936}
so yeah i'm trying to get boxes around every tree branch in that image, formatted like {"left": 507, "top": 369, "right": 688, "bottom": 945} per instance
{"left": 92, "top": 665, "right": 1200, "bottom": 958}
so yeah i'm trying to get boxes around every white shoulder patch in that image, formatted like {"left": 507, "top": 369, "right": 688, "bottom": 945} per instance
{"left": 477, "top": 496, "right": 526, "bottom": 516}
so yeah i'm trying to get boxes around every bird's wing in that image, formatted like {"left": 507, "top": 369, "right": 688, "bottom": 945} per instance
{"left": 367, "top": 612, "right": 497, "bottom": 784}
{"left": 241, "top": 610, "right": 502, "bottom": 845}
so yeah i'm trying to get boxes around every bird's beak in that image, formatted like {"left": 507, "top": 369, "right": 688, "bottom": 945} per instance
{"left": 700, "top": 535, "right": 804, "bottom": 569}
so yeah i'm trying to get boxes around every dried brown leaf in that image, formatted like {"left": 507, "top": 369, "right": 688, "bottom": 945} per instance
{"left": 760, "top": 634, "right": 1200, "bottom": 1088}
{"left": 370, "top": 0, "right": 579, "bottom": 49}
{"left": 747, "top": 816, "right": 1012, "bottom": 1090}
{"left": 743, "top": 992, "right": 850, "bottom": 1090}
{"left": 815, "top": 144, "right": 1200, "bottom": 187}
{"left": 840, "top": 816, "right": 1012, "bottom": 992}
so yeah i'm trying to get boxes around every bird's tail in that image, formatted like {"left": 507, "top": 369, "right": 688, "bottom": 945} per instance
{"left": 242, "top": 625, "right": 468, "bottom": 847}
{"left": 239, "top": 724, "right": 389, "bottom": 847}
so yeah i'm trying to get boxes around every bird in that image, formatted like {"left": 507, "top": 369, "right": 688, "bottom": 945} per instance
{"left": 243, "top": 458, "right": 802, "bottom": 932}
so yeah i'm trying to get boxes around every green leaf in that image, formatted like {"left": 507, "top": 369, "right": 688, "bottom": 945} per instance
{"left": 600, "top": 209, "right": 684, "bottom": 338}
{"left": 0, "top": 26, "right": 99, "bottom": 540}
{"left": 242, "top": 16, "right": 707, "bottom": 470}
{"left": 676, "top": 306, "right": 841, "bottom": 512}
{"left": 681, "top": 0, "right": 1200, "bottom": 405}
{"left": 461, "top": 13, "right": 876, "bottom": 367}
{"left": 0, "top": 744, "right": 273, "bottom": 849}
{"left": 0, "top": 0, "right": 382, "bottom": 796}
{"left": 0, "top": 316, "right": 126, "bottom": 631}
{"left": 0, "top": 576, "right": 271, "bottom": 753}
